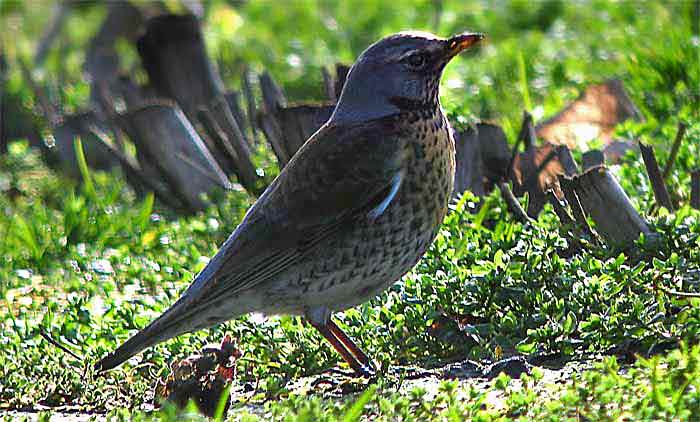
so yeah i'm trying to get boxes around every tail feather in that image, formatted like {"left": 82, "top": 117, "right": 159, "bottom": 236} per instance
{"left": 95, "top": 295, "right": 199, "bottom": 372}
{"left": 95, "top": 251, "right": 232, "bottom": 372}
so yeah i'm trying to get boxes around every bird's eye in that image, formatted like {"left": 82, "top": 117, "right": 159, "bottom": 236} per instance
{"left": 405, "top": 53, "right": 428, "bottom": 69}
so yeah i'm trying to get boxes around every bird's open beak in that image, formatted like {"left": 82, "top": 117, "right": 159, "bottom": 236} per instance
{"left": 445, "top": 32, "right": 485, "bottom": 58}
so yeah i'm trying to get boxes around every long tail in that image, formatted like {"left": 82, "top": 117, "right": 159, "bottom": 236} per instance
{"left": 94, "top": 296, "right": 196, "bottom": 372}
{"left": 94, "top": 252, "right": 233, "bottom": 372}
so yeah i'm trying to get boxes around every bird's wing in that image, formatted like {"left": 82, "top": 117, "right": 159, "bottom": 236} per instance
{"left": 184, "top": 115, "right": 408, "bottom": 305}
{"left": 95, "top": 116, "right": 408, "bottom": 371}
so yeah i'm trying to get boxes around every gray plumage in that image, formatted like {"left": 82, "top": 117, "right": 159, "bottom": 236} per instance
{"left": 96, "top": 30, "right": 483, "bottom": 374}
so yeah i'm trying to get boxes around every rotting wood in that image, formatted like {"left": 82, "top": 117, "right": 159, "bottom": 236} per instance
{"left": 86, "top": 122, "right": 186, "bottom": 211}
{"left": 196, "top": 107, "right": 237, "bottom": 175}
{"left": 546, "top": 189, "right": 575, "bottom": 226}
{"left": 582, "top": 150, "right": 605, "bottom": 172}
{"left": 258, "top": 72, "right": 290, "bottom": 164}
{"left": 321, "top": 66, "right": 336, "bottom": 101}
{"left": 476, "top": 123, "right": 511, "bottom": 186}
{"left": 259, "top": 71, "right": 288, "bottom": 112}
{"left": 691, "top": 170, "right": 700, "bottom": 210}
{"left": 137, "top": 14, "right": 224, "bottom": 115}
{"left": 662, "top": 122, "right": 687, "bottom": 180}
{"left": 224, "top": 91, "right": 250, "bottom": 141}
{"left": 209, "top": 96, "right": 259, "bottom": 193}
{"left": 512, "top": 143, "right": 572, "bottom": 217}
{"left": 453, "top": 123, "right": 510, "bottom": 198}
{"left": 568, "top": 165, "right": 651, "bottom": 246}
{"left": 453, "top": 126, "right": 485, "bottom": 198}
{"left": 508, "top": 111, "right": 535, "bottom": 179}
{"left": 52, "top": 112, "right": 119, "bottom": 178}
{"left": 137, "top": 14, "right": 259, "bottom": 192}
{"left": 34, "top": 2, "right": 71, "bottom": 65}
{"left": 559, "top": 176, "right": 599, "bottom": 243}
{"left": 240, "top": 66, "right": 258, "bottom": 139}
{"left": 639, "top": 141, "right": 674, "bottom": 210}
{"left": 121, "top": 102, "right": 231, "bottom": 213}
{"left": 334, "top": 63, "right": 350, "bottom": 99}
{"left": 546, "top": 189, "right": 584, "bottom": 253}
{"left": 274, "top": 104, "right": 334, "bottom": 158}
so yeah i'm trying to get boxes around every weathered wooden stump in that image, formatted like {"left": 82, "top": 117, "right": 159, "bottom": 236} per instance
{"left": 121, "top": 102, "right": 231, "bottom": 213}
{"left": 258, "top": 71, "right": 337, "bottom": 166}
{"left": 136, "top": 14, "right": 258, "bottom": 193}
{"left": 582, "top": 150, "right": 605, "bottom": 171}
{"left": 639, "top": 141, "right": 674, "bottom": 210}
{"left": 51, "top": 112, "right": 119, "bottom": 178}
{"left": 453, "top": 123, "right": 510, "bottom": 198}
{"left": 137, "top": 14, "right": 223, "bottom": 113}
{"left": 564, "top": 165, "right": 651, "bottom": 246}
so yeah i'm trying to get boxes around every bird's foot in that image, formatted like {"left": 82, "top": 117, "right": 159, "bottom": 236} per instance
{"left": 311, "top": 363, "right": 375, "bottom": 389}
{"left": 354, "top": 363, "right": 376, "bottom": 379}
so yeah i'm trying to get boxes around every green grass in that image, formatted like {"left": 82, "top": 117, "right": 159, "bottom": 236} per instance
{"left": 1, "top": 0, "right": 700, "bottom": 420}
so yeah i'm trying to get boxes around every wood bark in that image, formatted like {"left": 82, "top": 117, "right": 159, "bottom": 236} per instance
{"left": 240, "top": 66, "right": 258, "bottom": 139}
{"left": 258, "top": 72, "right": 290, "bottom": 164}
{"left": 568, "top": 165, "right": 651, "bottom": 246}
{"left": 137, "top": 14, "right": 224, "bottom": 114}
{"left": 121, "top": 102, "right": 230, "bottom": 213}
{"left": 136, "top": 14, "right": 259, "bottom": 193}
{"left": 582, "top": 150, "right": 604, "bottom": 171}
{"left": 662, "top": 122, "right": 687, "bottom": 180}
{"left": 453, "top": 123, "right": 510, "bottom": 198}
{"left": 559, "top": 176, "right": 599, "bottom": 243}
{"left": 639, "top": 141, "right": 674, "bottom": 210}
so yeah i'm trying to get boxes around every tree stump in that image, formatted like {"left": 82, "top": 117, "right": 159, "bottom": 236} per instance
{"left": 136, "top": 14, "right": 258, "bottom": 193}
{"left": 582, "top": 149, "right": 604, "bottom": 171}
{"left": 121, "top": 102, "right": 230, "bottom": 213}
{"left": 566, "top": 165, "right": 651, "bottom": 246}
{"left": 639, "top": 141, "right": 674, "bottom": 210}
{"left": 51, "top": 112, "right": 119, "bottom": 178}
{"left": 453, "top": 123, "right": 510, "bottom": 198}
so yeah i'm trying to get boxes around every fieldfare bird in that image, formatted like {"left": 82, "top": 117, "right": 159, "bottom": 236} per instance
{"left": 96, "top": 30, "right": 484, "bottom": 376}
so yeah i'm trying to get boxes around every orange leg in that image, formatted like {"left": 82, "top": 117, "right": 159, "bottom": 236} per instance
{"left": 328, "top": 319, "right": 374, "bottom": 372}
{"left": 308, "top": 318, "right": 374, "bottom": 377}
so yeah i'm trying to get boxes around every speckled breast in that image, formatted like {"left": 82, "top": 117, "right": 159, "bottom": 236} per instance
{"left": 300, "top": 109, "right": 456, "bottom": 311}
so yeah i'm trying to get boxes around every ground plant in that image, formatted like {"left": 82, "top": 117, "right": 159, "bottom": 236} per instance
{"left": 1, "top": 0, "right": 699, "bottom": 420}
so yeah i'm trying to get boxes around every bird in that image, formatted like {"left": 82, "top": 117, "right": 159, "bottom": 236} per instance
{"left": 95, "top": 30, "right": 484, "bottom": 376}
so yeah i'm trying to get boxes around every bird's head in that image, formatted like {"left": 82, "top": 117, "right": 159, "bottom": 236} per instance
{"left": 332, "top": 31, "right": 484, "bottom": 123}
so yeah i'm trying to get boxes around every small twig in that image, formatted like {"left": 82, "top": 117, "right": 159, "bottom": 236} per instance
{"left": 662, "top": 122, "right": 687, "bottom": 180}
{"left": 498, "top": 181, "right": 532, "bottom": 225}
{"left": 639, "top": 141, "right": 674, "bottom": 210}
{"left": 39, "top": 329, "right": 83, "bottom": 361}
{"left": 657, "top": 284, "right": 700, "bottom": 299}
{"left": 546, "top": 190, "right": 575, "bottom": 226}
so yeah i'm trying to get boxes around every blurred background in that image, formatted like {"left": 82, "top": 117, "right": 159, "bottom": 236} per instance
{"left": 2, "top": 1, "right": 700, "bottom": 417}
{"left": 3, "top": 0, "right": 697, "bottom": 136}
